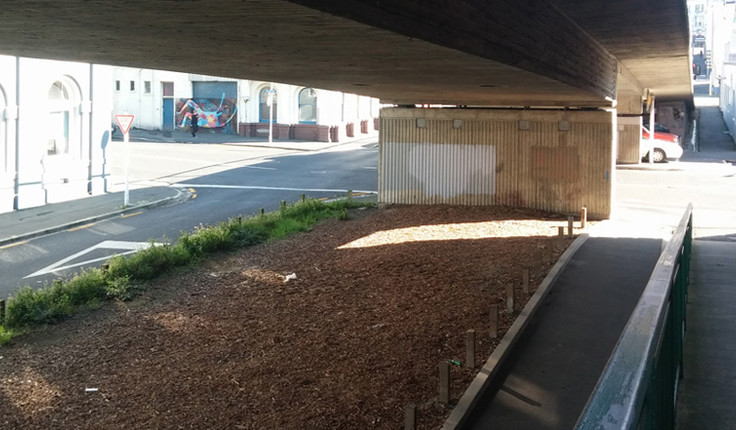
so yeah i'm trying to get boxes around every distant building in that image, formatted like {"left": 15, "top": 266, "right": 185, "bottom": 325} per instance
{"left": 0, "top": 56, "right": 112, "bottom": 213}
{"left": 112, "top": 67, "right": 381, "bottom": 143}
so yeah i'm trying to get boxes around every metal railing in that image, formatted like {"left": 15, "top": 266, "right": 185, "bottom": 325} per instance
{"left": 575, "top": 203, "right": 692, "bottom": 430}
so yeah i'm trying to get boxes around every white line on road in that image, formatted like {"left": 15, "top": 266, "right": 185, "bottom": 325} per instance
{"left": 172, "top": 183, "right": 377, "bottom": 194}
{"left": 25, "top": 240, "right": 166, "bottom": 279}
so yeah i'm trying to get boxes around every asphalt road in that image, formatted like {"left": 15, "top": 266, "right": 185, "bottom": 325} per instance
{"left": 0, "top": 140, "right": 379, "bottom": 298}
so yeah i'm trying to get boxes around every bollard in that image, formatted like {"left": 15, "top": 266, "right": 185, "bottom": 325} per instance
{"left": 522, "top": 268, "right": 530, "bottom": 297}
{"left": 439, "top": 362, "right": 450, "bottom": 404}
{"left": 580, "top": 207, "right": 587, "bottom": 229}
{"left": 404, "top": 403, "right": 416, "bottom": 430}
{"left": 466, "top": 330, "right": 476, "bottom": 369}
{"left": 506, "top": 284, "right": 514, "bottom": 314}
{"left": 490, "top": 304, "right": 499, "bottom": 339}
{"left": 568, "top": 216, "right": 574, "bottom": 238}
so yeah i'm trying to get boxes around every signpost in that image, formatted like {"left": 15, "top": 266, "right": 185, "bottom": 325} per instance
{"left": 114, "top": 114, "right": 134, "bottom": 206}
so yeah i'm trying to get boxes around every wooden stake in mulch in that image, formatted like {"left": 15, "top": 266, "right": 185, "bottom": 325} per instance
{"left": 581, "top": 207, "right": 588, "bottom": 228}
{"left": 466, "top": 330, "right": 476, "bottom": 369}
{"left": 259, "top": 208, "right": 265, "bottom": 217}
{"left": 522, "top": 268, "right": 530, "bottom": 297}
{"left": 568, "top": 216, "right": 574, "bottom": 238}
{"left": 300, "top": 194, "right": 306, "bottom": 202}
{"left": 558, "top": 226, "right": 565, "bottom": 237}
{"left": 439, "top": 362, "right": 450, "bottom": 404}
{"left": 506, "top": 284, "right": 514, "bottom": 314}
{"left": 490, "top": 304, "right": 499, "bottom": 339}
{"left": 546, "top": 238, "right": 555, "bottom": 262}
{"left": 404, "top": 403, "right": 416, "bottom": 430}
{"left": 0, "top": 299, "right": 5, "bottom": 325}
{"left": 280, "top": 200, "right": 287, "bottom": 211}
{"left": 347, "top": 189, "right": 353, "bottom": 200}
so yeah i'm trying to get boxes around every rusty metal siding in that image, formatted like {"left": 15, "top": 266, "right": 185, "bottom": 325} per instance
{"left": 379, "top": 108, "right": 614, "bottom": 218}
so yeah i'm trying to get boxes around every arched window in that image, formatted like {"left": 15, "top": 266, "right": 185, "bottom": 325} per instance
{"left": 47, "top": 79, "right": 80, "bottom": 157}
{"left": 259, "top": 87, "right": 277, "bottom": 123}
{"left": 298, "top": 88, "right": 317, "bottom": 124}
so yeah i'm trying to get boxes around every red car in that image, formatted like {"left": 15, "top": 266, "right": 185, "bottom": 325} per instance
{"left": 642, "top": 126, "right": 679, "bottom": 144}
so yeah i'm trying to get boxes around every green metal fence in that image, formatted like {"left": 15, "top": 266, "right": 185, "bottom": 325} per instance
{"left": 575, "top": 203, "right": 692, "bottom": 430}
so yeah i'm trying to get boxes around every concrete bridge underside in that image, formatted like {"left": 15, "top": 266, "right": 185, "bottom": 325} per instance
{"left": 0, "top": 0, "right": 691, "bottom": 108}
{"left": 0, "top": 0, "right": 693, "bottom": 219}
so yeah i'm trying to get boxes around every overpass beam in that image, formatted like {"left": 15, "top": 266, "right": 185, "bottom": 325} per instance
{"left": 289, "top": 0, "right": 619, "bottom": 101}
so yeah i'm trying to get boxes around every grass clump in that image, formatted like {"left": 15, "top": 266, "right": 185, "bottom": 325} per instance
{"left": 1, "top": 197, "right": 372, "bottom": 338}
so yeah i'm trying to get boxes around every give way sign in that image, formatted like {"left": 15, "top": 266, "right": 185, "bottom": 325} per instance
{"left": 115, "top": 114, "right": 135, "bottom": 135}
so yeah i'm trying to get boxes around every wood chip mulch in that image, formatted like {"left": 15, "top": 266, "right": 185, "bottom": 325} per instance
{"left": 0, "top": 204, "right": 577, "bottom": 429}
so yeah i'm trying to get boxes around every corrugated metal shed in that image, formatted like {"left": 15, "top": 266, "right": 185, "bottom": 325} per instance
{"left": 379, "top": 108, "right": 615, "bottom": 218}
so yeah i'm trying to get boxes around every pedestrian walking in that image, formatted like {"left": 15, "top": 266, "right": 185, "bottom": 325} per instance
{"left": 191, "top": 111, "right": 199, "bottom": 137}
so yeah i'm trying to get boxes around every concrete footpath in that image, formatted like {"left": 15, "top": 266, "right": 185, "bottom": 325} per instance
{"left": 0, "top": 186, "right": 184, "bottom": 247}
{"left": 676, "top": 240, "right": 736, "bottom": 429}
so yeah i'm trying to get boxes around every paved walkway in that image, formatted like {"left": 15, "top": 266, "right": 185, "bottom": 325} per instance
{"left": 459, "top": 231, "right": 664, "bottom": 430}
{"left": 676, "top": 240, "right": 736, "bottom": 429}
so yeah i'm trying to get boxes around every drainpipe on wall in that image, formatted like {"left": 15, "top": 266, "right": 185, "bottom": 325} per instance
{"left": 12, "top": 57, "right": 19, "bottom": 210}
{"left": 87, "top": 63, "right": 94, "bottom": 194}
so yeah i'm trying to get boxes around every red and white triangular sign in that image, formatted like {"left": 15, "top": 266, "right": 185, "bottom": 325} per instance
{"left": 115, "top": 114, "right": 135, "bottom": 135}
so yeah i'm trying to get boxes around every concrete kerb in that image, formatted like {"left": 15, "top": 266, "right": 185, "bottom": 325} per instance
{"left": 0, "top": 187, "right": 188, "bottom": 248}
{"left": 441, "top": 232, "right": 590, "bottom": 430}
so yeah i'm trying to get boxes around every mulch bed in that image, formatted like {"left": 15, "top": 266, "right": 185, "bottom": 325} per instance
{"left": 0, "top": 204, "right": 576, "bottom": 429}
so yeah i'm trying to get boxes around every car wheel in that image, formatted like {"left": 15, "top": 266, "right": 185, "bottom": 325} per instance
{"left": 652, "top": 148, "right": 666, "bottom": 163}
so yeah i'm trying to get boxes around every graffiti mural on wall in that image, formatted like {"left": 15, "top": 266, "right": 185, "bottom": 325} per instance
{"left": 176, "top": 93, "right": 237, "bottom": 133}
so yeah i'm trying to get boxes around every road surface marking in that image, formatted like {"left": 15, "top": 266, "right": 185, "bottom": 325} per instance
{"left": 172, "top": 183, "right": 376, "bottom": 194}
{"left": 25, "top": 240, "right": 166, "bottom": 279}
{"left": 243, "top": 166, "right": 276, "bottom": 170}
{"left": 189, "top": 187, "right": 197, "bottom": 199}
{"left": 120, "top": 211, "right": 144, "bottom": 219}
{"left": 68, "top": 223, "right": 96, "bottom": 232}
{"left": 0, "top": 241, "right": 28, "bottom": 250}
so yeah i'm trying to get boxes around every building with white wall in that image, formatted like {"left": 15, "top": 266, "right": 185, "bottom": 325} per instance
{"left": 112, "top": 67, "right": 380, "bottom": 142}
{"left": 0, "top": 56, "right": 112, "bottom": 213}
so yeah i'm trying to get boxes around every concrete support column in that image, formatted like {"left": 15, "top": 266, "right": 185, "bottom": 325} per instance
{"left": 379, "top": 107, "right": 615, "bottom": 218}
{"left": 616, "top": 92, "right": 644, "bottom": 164}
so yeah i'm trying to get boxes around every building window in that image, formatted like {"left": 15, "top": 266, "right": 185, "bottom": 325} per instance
{"left": 130, "top": 80, "right": 135, "bottom": 92}
{"left": 162, "top": 81, "right": 174, "bottom": 97}
{"left": 298, "top": 88, "right": 317, "bottom": 124}
{"left": 47, "top": 80, "right": 79, "bottom": 157}
{"left": 115, "top": 80, "right": 120, "bottom": 91}
{"left": 259, "top": 87, "right": 277, "bottom": 123}
{"left": 144, "top": 81, "right": 151, "bottom": 94}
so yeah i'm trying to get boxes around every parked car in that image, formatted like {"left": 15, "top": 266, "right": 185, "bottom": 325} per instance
{"left": 643, "top": 121, "right": 670, "bottom": 133}
{"left": 640, "top": 126, "right": 683, "bottom": 162}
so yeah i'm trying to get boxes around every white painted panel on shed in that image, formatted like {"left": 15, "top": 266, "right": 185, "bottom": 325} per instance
{"left": 381, "top": 142, "right": 496, "bottom": 204}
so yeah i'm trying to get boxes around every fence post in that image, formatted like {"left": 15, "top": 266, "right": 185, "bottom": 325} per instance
{"left": 439, "top": 362, "right": 450, "bottom": 404}
{"left": 404, "top": 403, "right": 416, "bottom": 430}
{"left": 466, "top": 330, "right": 476, "bottom": 368}
{"left": 490, "top": 304, "right": 499, "bottom": 339}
